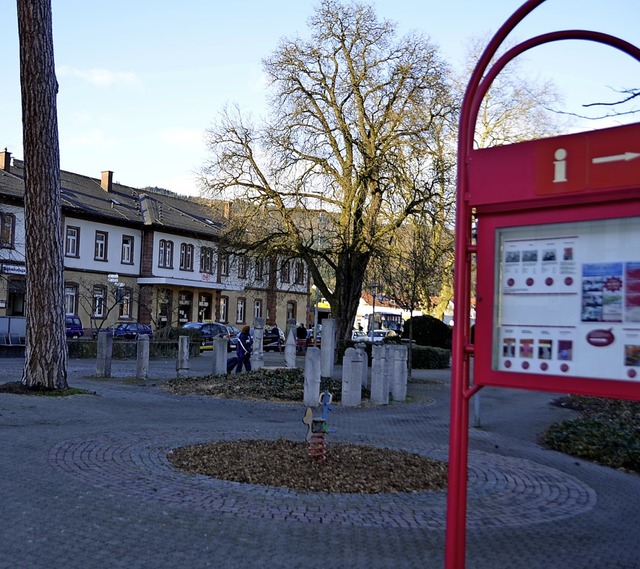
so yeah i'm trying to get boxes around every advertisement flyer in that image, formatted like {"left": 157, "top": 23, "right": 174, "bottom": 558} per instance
{"left": 494, "top": 218, "right": 640, "bottom": 382}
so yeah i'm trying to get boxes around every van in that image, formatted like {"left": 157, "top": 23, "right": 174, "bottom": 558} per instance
{"left": 65, "top": 316, "right": 84, "bottom": 338}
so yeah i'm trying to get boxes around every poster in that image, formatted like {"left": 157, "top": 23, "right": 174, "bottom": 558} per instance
{"left": 494, "top": 217, "right": 640, "bottom": 381}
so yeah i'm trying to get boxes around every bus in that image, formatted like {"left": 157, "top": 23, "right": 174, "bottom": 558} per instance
{"left": 366, "top": 312, "right": 404, "bottom": 334}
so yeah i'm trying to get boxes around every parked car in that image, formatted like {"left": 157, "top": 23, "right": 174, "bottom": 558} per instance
{"left": 369, "top": 329, "right": 389, "bottom": 342}
{"left": 65, "top": 315, "right": 84, "bottom": 339}
{"left": 351, "top": 330, "right": 367, "bottom": 341}
{"left": 225, "top": 324, "right": 241, "bottom": 352}
{"left": 180, "top": 321, "right": 228, "bottom": 351}
{"left": 111, "top": 322, "right": 153, "bottom": 340}
{"left": 263, "top": 326, "right": 285, "bottom": 352}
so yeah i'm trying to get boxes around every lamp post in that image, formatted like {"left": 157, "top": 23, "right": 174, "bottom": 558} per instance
{"left": 369, "top": 283, "right": 379, "bottom": 341}
{"left": 312, "top": 285, "right": 320, "bottom": 347}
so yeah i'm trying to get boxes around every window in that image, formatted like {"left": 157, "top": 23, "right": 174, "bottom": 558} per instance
{"left": 237, "top": 254, "right": 247, "bottom": 279}
{"left": 94, "top": 231, "right": 108, "bottom": 261}
{"left": 180, "top": 243, "right": 194, "bottom": 271}
{"left": 64, "top": 226, "right": 79, "bottom": 257}
{"left": 219, "top": 296, "right": 229, "bottom": 323}
{"left": 294, "top": 261, "right": 305, "bottom": 285}
{"left": 93, "top": 286, "right": 106, "bottom": 318}
{"left": 158, "top": 239, "right": 174, "bottom": 268}
{"left": 64, "top": 284, "right": 78, "bottom": 315}
{"left": 236, "top": 298, "right": 246, "bottom": 324}
{"left": 121, "top": 235, "right": 134, "bottom": 264}
{"left": 255, "top": 258, "right": 264, "bottom": 281}
{"left": 219, "top": 252, "right": 229, "bottom": 276}
{"left": 254, "top": 299, "right": 263, "bottom": 319}
{"left": 287, "top": 301, "right": 296, "bottom": 321}
{"left": 118, "top": 287, "right": 132, "bottom": 318}
{"left": 200, "top": 246, "right": 214, "bottom": 273}
{"left": 280, "top": 260, "right": 290, "bottom": 283}
{"left": 0, "top": 213, "right": 15, "bottom": 249}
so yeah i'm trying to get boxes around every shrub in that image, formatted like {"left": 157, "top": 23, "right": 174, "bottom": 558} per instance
{"left": 402, "top": 315, "right": 452, "bottom": 349}
{"left": 544, "top": 396, "right": 640, "bottom": 472}
{"left": 336, "top": 340, "right": 450, "bottom": 369}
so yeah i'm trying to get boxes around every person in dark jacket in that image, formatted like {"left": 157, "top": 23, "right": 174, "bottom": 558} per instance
{"left": 235, "top": 325, "right": 253, "bottom": 373}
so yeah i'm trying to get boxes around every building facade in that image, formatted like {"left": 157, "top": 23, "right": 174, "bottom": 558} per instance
{"left": 0, "top": 150, "right": 309, "bottom": 334}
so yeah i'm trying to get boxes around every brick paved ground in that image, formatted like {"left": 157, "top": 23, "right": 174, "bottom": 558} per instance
{"left": 0, "top": 353, "right": 639, "bottom": 568}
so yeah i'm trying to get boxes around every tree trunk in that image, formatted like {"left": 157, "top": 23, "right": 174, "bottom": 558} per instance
{"left": 331, "top": 251, "right": 369, "bottom": 344}
{"left": 17, "top": 0, "right": 68, "bottom": 389}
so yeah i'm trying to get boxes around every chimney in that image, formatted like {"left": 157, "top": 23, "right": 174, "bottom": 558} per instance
{"left": 0, "top": 149, "right": 11, "bottom": 173}
{"left": 223, "top": 200, "right": 232, "bottom": 219}
{"left": 101, "top": 170, "right": 113, "bottom": 191}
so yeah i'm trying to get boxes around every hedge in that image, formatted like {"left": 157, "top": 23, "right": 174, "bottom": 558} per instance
{"left": 337, "top": 340, "right": 450, "bottom": 369}
{"left": 67, "top": 338, "right": 200, "bottom": 359}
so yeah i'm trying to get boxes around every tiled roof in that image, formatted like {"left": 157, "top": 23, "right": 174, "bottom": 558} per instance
{"left": 0, "top": 159, "right": 225, "bottom": 238}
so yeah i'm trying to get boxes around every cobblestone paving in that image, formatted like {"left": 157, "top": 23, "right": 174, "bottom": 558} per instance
{"left": 49, "top": 428, "right": 596, "bottom": 530}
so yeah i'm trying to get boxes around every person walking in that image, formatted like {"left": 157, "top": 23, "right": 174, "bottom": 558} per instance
{"left": 235, "top": 325, "right": 253, "bottom": 373}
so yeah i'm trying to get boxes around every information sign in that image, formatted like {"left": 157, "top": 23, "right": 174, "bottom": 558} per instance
{"left": 493, "top": 217, "right": 640, "bottom": 381}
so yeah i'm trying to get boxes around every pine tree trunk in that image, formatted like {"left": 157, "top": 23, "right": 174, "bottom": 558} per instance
{"left": 17, "top": 0, "right": 68, "bottom": 389}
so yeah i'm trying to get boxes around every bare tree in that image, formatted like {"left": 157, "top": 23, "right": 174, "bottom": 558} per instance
{"left": 17, "top": 0, "right": 67, "bottom": 389}
{"left": 200, "top": 0, "right": 456, "bottom": 341}
{"left": 461, "top": 36, "right": 567, "bottom": 149}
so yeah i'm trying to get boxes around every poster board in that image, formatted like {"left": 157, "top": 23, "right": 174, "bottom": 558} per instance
{"left": 494, "top": 217, "right": 640, "bottom": 381}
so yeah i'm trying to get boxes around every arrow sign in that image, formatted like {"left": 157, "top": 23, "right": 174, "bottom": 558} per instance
{"left": 592, "top": 152, "right": 640, "bottom": 164}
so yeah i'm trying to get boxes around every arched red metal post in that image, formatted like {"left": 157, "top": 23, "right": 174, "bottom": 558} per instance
{"left": 445, "top": 3, "right": 545, "bottom": 567}
{"left": 445, "top": 2, "right": 640, "bottom": 568}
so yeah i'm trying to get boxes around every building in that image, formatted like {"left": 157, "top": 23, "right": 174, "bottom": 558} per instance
{"left": 0, "top": 150, "right": 309, "bottom": 334}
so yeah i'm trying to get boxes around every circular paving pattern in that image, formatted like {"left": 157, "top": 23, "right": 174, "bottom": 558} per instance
{"left": 49, "top": 430, "right": 596, "bottom": 530}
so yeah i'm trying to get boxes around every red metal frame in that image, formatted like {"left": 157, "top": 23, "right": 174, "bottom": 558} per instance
{"left": 446, "top": 1, "right": 640, "bottom": 568}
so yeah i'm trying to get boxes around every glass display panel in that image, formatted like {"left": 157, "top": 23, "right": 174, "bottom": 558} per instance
{"left": 494, "top": 217, "right": 640, "bottom": 381}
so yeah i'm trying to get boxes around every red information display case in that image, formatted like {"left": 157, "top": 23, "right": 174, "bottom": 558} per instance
{"left": 471, "top": 122, "right": 640, "bottom": 400}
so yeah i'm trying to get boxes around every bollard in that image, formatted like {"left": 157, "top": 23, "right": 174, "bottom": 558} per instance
{"left": 390, "top": 345, "right": 408, "bottom": 401}
{"left": 303, "top": 347, "right": 322, "bottom": 406}
{"left": 341, "top": 347, "right": 362, "bottom": 407}
{"left": 136, "top": 334, "right": 150, "bottom": 380}
{"left": 96, "top": 330, "right": 113, "bottom": 378}
{"left": 176, "top": 335, "right": 190, "bottom": 378}
{"left": 252, "top": 318, "right": 265, "bottom": 370}
{"left": 370, "top": 344, "right": 389, "bottom": 404}
{"left": 212, "top": 336, "right": 227, "bottom": 375}
{"left": 355, "top": 343, "right": 369, "bottom": 388}
{"left": 284, "top": 327, "right": 297, "bottom": 368}
{"left": 320, "top": 318, "right": 336, "bottom": 378}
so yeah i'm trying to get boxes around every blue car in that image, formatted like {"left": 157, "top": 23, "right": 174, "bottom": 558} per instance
{"left": 111, "top": 322, "right": 153, "bottom": 339}
{"left": 65, "top": 316, "right": 84, "bottom": 339}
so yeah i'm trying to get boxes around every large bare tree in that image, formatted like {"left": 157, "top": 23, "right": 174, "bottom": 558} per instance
{"left": 200, "top": 0, "right": 456, "bottom": 341}
{"left": 17, "top": 0, "right": 68, "bottom": 389}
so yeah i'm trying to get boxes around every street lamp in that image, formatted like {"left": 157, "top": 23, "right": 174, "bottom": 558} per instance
{"left": 369, "top": 283, "right": 379, "bottom": 341}
{"left": 311, "top": 284, "right": 320, "bottom": 347}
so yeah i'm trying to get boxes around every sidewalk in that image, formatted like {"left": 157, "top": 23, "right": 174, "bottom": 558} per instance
{"left": 1, "top": 355, "right": 639, "bottom": 568}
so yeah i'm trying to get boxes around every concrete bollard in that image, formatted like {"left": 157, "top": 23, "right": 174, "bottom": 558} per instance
{"left": 136, "top": 334, "right": 150, "bottom": 380}
{"left": 390, "top": 345, "right": 408, "bottom": 401}
{"left": 370, "top": 344, "right": 389, "bottom": 404}
{"left": 284, "top": 327, "right": 297, "bottom": 368}
{"left": 176, "top": 335, "right": 190, "bottom": 378}
{"left": 320, "top": 318, "right": 335, "bottom": 378}
{"left": 212, "top": 336, "right": 227, "bottom": 375}
{"left": 341, "top": 347, "right": 362, "bottom": 407}
{"left": 252, "top": 318, "right": 265, "bottom": 370}
{"left": 96, "top": 330, "right": 113, "bottom": 378}
{"left": 303, "top": 347, "right": 321, "bottom": 406}
{"left": 355, "top": 343, "right": 369, "bottom": 388}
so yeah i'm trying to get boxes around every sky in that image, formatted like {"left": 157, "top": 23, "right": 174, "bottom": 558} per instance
{"left": 0, "top": 0, "right": 638, "bottom": 196}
